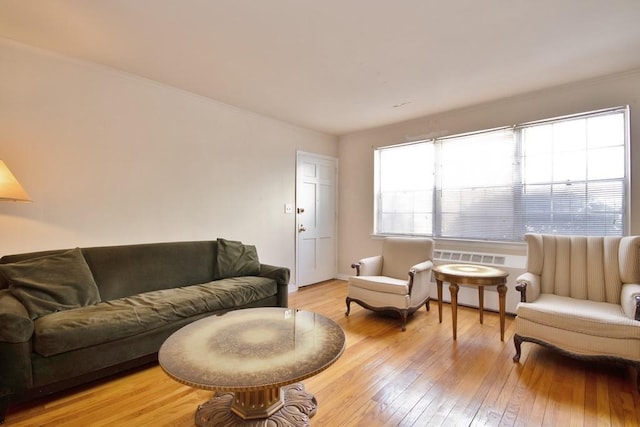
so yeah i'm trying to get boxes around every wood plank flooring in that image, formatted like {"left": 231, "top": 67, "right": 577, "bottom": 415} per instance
{"left": 6, "top": 279, "right": 640, "bottom": 426}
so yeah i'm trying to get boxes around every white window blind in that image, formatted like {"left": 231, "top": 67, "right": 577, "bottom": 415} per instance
{"left": 519, "top": 110, "right": 626, "bottom": 236}
{"left": 439, "top": 128, "right": 517, "bottom": 240}
{"left": 375, "top": 142, "right": 434, "bottom": 235}
{"left": 373, "top": 107, "right": 628, "bottom": 241}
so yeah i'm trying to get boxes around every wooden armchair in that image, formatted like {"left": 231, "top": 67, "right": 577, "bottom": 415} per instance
{"left": 345, "top": 237, "right": 434, "bottom": 331}
{"left": 513, "top": 233, "right": 640, "bottom": 390}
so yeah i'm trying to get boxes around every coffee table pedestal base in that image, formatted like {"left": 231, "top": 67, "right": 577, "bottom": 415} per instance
{"left": 195, "top": 383, "right": 317, "bottom": 427}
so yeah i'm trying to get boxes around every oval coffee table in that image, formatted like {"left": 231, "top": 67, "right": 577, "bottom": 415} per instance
{"left": 159, "top": 307, "right": 345, "bottom": 426}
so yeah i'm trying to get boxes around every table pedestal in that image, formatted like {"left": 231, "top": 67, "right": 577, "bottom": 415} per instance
{"left": 195, "top": 383, "right": 317, "bottom": 427}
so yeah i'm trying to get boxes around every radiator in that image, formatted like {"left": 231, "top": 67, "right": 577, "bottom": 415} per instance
{"left": 430, "top": 249, "right": 526, "bottom": 314}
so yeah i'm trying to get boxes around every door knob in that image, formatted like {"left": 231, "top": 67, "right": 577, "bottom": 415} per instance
{"left": 299, "top": 224, "right": 307, "bottom": 232}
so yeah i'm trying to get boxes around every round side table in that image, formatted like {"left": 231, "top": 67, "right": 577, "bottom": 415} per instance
{"left": 432, "top": 264, "right": 508, "bottom": 340}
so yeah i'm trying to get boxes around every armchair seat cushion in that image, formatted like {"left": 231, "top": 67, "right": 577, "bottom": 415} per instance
{"left": 348, "top": 276, "right": 409, "bottom": 295}
{"left": 518, "top": 294, "right": 640, "bottom": 339}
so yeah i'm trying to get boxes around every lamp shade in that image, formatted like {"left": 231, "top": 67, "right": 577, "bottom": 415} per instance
{"left": 0, "top": 160, "right": 31, "bottom": 202}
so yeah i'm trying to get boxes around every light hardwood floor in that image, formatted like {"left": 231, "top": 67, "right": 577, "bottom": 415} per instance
{"left": 6, "top": 279, "right": 640, "bottom": 426}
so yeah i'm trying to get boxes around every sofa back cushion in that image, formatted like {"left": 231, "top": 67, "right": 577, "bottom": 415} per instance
{"left": 82, "top": 241, "right": 217, "bottom": 301}
{"left": 2, "top": 248, "right": 101, "bottom": 319}
{"left": 214, "top": 238, "right": 260, "bottom": 279}
{"left": 1, "top": 241, "right": 218, "bottom": 301}
{"left": 525, "top": 234, "right": 640, "bottom": 304}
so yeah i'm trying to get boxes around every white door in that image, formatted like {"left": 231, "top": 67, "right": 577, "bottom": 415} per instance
{"left": 296, "top": 152, "right": 338, "bottom": 287}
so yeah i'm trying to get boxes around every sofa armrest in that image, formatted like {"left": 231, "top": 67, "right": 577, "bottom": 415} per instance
{"left": 515, "top": 272, "right": 541, "bottom": 303}
{"left": 0, "top": 290, "right": 34, "bottom": 343}
{"left": 351, "top": 255, "right": 382, "bottom": 276}
{"left": 258, "top": 264, "right": 290, "bottom": 286}
{"left": 0, "top": 340, "right": 33, "bottom": 394}
{"left": 621, "top": 283, "right": 640, "bottom": 321}
{"left": 0, "top": 292, "right": 33, "bottom": 407}
{"left": 258, "top": 264, "right": 290, "bottom": 308}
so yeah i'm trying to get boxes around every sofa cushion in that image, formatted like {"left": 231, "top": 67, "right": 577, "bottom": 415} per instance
{"left": 33, "top": 276, "right": 277, "bottom": 357}
{"left": 2, "top": 248, "right": 101, "bottom": 319}
{"left": 516, "top": 293, "right": 640, "bottom": 339}
{"left": 214, "top": 238, "right": 260, "bottom": 279}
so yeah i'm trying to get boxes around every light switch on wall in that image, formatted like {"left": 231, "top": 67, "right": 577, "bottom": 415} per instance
{"left": 284, "top": 203, "right": 293, "bottom": 214}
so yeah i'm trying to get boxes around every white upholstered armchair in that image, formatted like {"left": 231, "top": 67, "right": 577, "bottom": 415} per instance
{"left": 345, "top": 237, "right": 434, "bottom": 331}
{"left": 513, "top": 233, "right": 640, "bottom": 389}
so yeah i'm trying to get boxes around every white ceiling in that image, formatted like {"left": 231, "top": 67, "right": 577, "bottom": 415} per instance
{"left": 2, "top": 1, "right": 640, "bottom": 135}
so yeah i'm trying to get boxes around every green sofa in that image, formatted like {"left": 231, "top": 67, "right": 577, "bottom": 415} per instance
{"left": 0, "top": 239, "right": 290, "bottom": 423}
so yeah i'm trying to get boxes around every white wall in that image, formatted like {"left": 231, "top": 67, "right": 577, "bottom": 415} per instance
{"left": 0, "top": 38, "right": 338, "bottom": 280}
{"left": 338, "top": 69, "right": 640, "bottom": 277}
{"left": 3, "top": 36, "right": 640, "bottom": 293}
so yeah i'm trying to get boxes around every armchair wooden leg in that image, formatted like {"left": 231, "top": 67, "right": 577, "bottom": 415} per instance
{"left": 345, "top": 297, "right": 352, "bottom": 316}
{"left": 513, "top": 334, "right": 523, "bottom": 362}
{"left": 400, "top": 310, "right": 408, "bottom": 332}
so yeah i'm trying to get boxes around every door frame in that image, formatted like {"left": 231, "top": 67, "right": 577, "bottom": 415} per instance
{"left": 295, "top": 150, "right": 339, "bottom": 289}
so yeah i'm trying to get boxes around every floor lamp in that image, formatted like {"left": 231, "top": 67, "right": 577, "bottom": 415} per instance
{"left": 0, "top": 160, "right": 31, "bottom": 202}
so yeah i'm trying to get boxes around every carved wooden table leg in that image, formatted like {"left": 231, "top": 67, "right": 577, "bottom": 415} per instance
{"left": 436, "top": 279, "right": 443, "bottom": 323}
{"left": 478, "top": 285, "right": 484, "bottom": 324}
{"left": 497, "top": 283, "right": 507, "bottom": 341}
{"left": 449, "top": 282, "right": 459, "bottom": 340}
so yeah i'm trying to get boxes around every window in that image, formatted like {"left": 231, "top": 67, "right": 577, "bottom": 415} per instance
{"left": 375, "top": 142, "right": 434, "bottom": 235}
{"left": 374, "top": 107, "right": 628, "bottom": 241}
